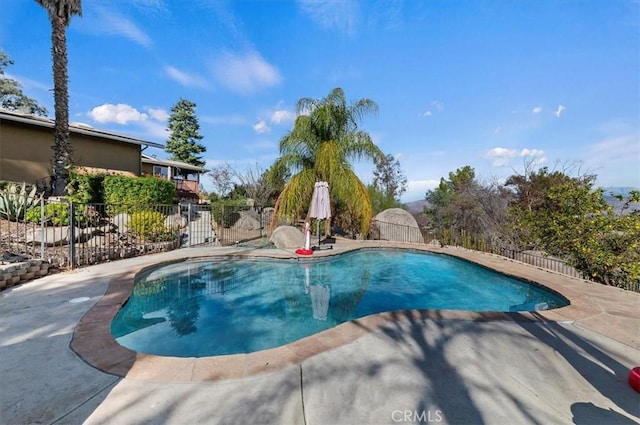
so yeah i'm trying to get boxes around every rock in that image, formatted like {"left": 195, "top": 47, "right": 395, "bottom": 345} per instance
{"left": 25, "top": 226, "right": 82, "bottom": 246}
{"left": 164, "top": 214, "right": 187, "bottom": 230}
{"left": 0, "top": 251, "right": 29, "bottom": 263}
{"left": 373, "top": 208, "right": 424, "bottom": 243}
{"left": 270, "top": 225, "right": 305, "bottom": 249}
{"left": 234, "top": 211, "right": 261, "bottom": 231}
{"left": 111, "top": 213, "right": 130, "bottom": 232}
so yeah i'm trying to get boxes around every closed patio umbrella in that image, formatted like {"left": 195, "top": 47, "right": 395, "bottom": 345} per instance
{"left": 308, "top": 181, "right": 331, "bottom": 248}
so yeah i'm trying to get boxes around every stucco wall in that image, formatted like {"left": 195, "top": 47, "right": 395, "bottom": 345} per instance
{"left": 0, "top": 119, "right": 142, "bottom": 184}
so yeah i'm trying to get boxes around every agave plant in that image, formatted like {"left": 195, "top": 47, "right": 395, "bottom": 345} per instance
{"left": 0, "top": 182, "right": 43, "bottom": 221}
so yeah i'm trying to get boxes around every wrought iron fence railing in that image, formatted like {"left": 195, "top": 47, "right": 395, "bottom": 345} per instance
{"left": 0, "top": 199, "right": 272, "bottom": 269}
{"left": 368, "top": 221, "right": 638, "bottom": 293}
{"left": 368, "top": 219, "right": 431, "bottom": 244}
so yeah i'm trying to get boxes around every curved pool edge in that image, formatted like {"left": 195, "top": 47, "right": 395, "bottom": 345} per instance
{"left": 69, "top": 241, "right": 627, "bottom": 382}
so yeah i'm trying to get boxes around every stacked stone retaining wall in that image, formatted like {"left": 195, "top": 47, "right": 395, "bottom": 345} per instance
{"left": 0, "top": 260, "right": 51, "bottom": 290}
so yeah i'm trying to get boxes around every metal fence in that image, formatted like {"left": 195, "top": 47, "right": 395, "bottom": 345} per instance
{"left": 0, "top": 199, "right": 272, "bottom": 269}
{"left": 3, "top": 198, "right": 637, "bottom": 292}
{"left": 368, "top": 219, "right": 431, "bottom": 244}
{"left": 369, "top": 221, "right": 639, "bottom": 293}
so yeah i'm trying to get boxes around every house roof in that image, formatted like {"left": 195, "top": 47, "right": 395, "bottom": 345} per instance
{"left": 141, "top": 153, "right": 208, "bottom": 173}
{"left": 0, "top": 109, "right": 164, "bottom": 149}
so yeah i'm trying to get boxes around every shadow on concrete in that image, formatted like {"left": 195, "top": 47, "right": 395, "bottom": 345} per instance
{"left": 514, "top": 312, "right": 640, "bottom": 420}
{"left": 570, "top": 401, "right": 639, "bottom": 425}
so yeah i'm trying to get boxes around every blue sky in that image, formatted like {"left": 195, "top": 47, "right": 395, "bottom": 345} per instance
{"left": 1, "top": 0, "right": 638, "bottom": 201}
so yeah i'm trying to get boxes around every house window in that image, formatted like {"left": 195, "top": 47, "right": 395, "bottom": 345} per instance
{"left": 153, "top": 166, "right": 168, "bottom": 179}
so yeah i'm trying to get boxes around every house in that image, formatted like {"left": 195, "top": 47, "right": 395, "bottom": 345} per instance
{"left": 141, "top": 154, "right": 207, "bottom": 201}
{"left": 0, "top": 110, "right": 207, "bottom": 199}
{"left": 0, "top": 109, "right": 163, "bottom": 187}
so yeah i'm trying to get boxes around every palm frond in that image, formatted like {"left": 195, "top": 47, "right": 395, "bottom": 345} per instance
{"left": 35, "top": 0, "right": 82, "bottom": 21}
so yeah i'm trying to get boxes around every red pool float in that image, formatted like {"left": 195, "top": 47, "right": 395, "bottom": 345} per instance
{"left": 295, "top": 248, "right": 313, "bottom": 256}
{"left": 629, "top": 367, "right": 640, "bottom": 393}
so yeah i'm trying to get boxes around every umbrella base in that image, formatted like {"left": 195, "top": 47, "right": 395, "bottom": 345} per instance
{"left": 312, "top": 245, "right": 333, "bottom": 251}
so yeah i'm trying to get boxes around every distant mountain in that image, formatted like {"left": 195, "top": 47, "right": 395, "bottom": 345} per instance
{"left": 401, "top": 187, "right": 638, "bottom": 215}
{"left": 403, "top": 199, "right": 430, "bottom": 213}
{"left": 602, "top": 187, "right": 639, "bottom": 215}
{"left": 602, "top": 187, "right": 638, "bottom": 197}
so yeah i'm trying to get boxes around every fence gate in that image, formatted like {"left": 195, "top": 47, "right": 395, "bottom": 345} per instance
{"left": 183, "top": 203, "right": 271, "bottom": 247}
{"left": 181, "top": 203, "right": 217, "bottom": 247}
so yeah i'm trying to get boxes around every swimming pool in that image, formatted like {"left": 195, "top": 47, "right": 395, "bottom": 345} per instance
{"left": 111, "top": 249, "right": 568, "bottom": 357}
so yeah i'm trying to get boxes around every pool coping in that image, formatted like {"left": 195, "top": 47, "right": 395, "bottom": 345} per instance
{"left": 70, "top": 241, "right": 640, "bottom": 382}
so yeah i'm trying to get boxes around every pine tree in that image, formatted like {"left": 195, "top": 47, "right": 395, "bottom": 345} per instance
{"left": 166, "top": 99, "right": 206, "bottom": 176}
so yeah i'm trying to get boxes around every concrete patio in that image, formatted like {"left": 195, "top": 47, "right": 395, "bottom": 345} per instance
{"left": 1, "top": 242, "right": 639, "bottom": 424}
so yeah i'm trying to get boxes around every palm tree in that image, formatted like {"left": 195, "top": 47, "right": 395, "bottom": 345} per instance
{"left": 272, "top": 87, "right": 384, "bottom": 236}
{"left": 35, "top": 0, "right": 82, "bottom": 196}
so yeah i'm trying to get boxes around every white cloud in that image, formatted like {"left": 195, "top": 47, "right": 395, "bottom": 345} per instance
{"left": 96, "top": 8, "right": 152, "bottom": 47}
{"left": 532, "top": 106, "right": 542, "bottom": 115}
{"left": 484, "top": 147, "right": 518, "bottom": 166}
{"left": 88, "top": 103, "right": 148, "bottom": 124}
{"left": 164, "top": 66, "right": 209, "bottom": 89}
{"left": 520, "top": 148, "right": 545, "bottom": 157}
{"left": 211, "top": 51, "right": 281, "bottom": 95}
{"left": 85, "top": 103, "right": 168, "bottom": 141}
{"left": 422, "top": 100, "right": 443, "bottom": 118}
{"left": 251, "top": 105, "right": 295, "bottom": 133}
{"left": 87, "top": 104, "right": 169, "bottom": 140}
{"left": 253, "top": 120, "right": 270, "bottom": 134}
{"left": 145, "top": 107, "right": 169, "bottom": 122}
{"left": 298, "top": 0, "right": 360, "bottom": 35}
{"left": 484, "top": 147, "right": 546, "bottom": 167}
{"left": 271, "top": 108, "right": 296, "bottom": 125}
{"left": 555, "top": 104, "right": 566, "bottom": 118}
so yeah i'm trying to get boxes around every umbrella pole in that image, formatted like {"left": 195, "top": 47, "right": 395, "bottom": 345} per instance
{"left": 317, "top": 220, "right": 321, "bottom": 246}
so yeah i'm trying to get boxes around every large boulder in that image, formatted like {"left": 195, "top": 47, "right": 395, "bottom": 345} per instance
{"left": 164, "top": 214, "right": 187, "bottom": 231}
{"left": 234, "top": 210, "right": 261, "bottom": 231}
{"left": 25, "top": 226, "right": 80, "bottom": 246}
{"left": 111, "top": 213, "right": 130, "bottom": 233}
{"left": 270, "top": 225, "right": 304, "bottom": 249}
{"left": 373, "top": 208, "right": 424, "bottom": 243}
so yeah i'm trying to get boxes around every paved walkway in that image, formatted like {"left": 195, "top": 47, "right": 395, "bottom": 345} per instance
{"left": 1, "top": 242, "right": 639, "bottom": 424}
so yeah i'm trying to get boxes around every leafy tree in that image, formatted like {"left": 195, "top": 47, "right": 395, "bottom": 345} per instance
{"left": 505, "top": 166, "right": 640, "bottom": 287}
{"left": 0, "top": 50, "right": 47, "bottom": 116}
{"left": 264, "top": 161, "right": 290, "bottom": 205}
{"left": 426, "top": 166, "right": 508, "bottom": 238}
{"left": 272, "top": 87, "right": 384, "bottom": 235}
{"left": 367, "top": 184, "right": 403, "bottom": 215}
{"left": 368, "top": 153, "right": 407, "bottom": 213}
{"left": 35, "top": 0, "right": 82, "bottom": 196}
{"left": 166, "top": 98, "right": 206, "bottom": 174}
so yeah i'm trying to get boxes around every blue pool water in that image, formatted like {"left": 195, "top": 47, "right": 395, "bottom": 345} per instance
{"left": 112, "top": 249, "right": 568, "bottom": 357}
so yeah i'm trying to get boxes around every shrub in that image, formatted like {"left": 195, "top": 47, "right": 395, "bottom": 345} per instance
{"left": 211, "top": 199, "right": 246, "bottom": 227}
{"left": 129, "top": 210, "right": 174, "bottom": 241}
{"left": 66, "top": 172, "right": 105, "bottom": 204}
{"left": 104, "top": 175, "right": 176, "bottom": 214}
{"left": 25, "top": 202, "right": 88, "bottom": 226}
{"left": 0, "top": 182, "right": 42, "bottom": 221}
